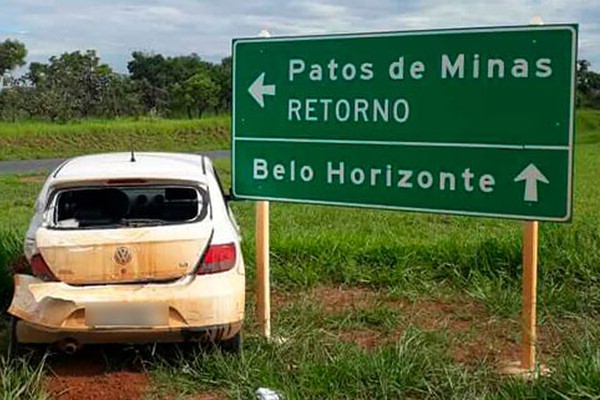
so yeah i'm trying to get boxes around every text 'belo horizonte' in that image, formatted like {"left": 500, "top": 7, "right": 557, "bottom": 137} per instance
{"left": 253, "top": 159, "right": 497, "bottom": 194}
{"left": 286, "top": 54, "right": 553, "bottom": 124}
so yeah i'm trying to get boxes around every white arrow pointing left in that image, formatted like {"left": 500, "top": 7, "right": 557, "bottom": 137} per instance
{"left": 514, "top": 163, "right": 549, "bottom": 202}
{"left": 248, "top": 72, "right": 276, "bottom": 108}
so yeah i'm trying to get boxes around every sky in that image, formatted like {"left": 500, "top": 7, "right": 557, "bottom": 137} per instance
{"left": 0, "top": 0, "right": 599, "bottom": 72}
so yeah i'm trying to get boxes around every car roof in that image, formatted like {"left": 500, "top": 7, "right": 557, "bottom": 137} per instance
{"left": 51, "top": 152, "right": 210, "bottom": 184}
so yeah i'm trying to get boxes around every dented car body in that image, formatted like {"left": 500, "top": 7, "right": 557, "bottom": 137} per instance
{"left": 9, "top": 152, "right": 245, "bottom": 350}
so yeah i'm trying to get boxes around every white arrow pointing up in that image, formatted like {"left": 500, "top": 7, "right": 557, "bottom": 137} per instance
{"left": 248, "top": 72, "right": 276, "bottom": 108}
{"left": 514, "top": 163, "right": 549, "bottom": 202}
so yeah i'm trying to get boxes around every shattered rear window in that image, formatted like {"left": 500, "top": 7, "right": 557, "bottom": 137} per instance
{"left": 52, "top": 186, "right": 208, "bottom": 229}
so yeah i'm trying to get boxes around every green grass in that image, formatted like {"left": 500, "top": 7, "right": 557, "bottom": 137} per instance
{"left": 0, "top": 116, "right": 230, "bottom": 161}
{"left": 577, "top": 109, "right": 600, "bottom": 144}
{"left": 0, "top": 109, "right": 599, "bottom": 398}
{"left": 0, "top": 356, "right": 49, "bottom": 400}
{"left": 148, "top": 295, "right": 600, "bottom": 399}
{"left": 151, "top": 326, "right": 485, "bottom": 399}
{"left": 0, "top": 109, "right": 595, "bottom": 162}
{"left": 0, "top": 175, "right": 42, "bottom": 311}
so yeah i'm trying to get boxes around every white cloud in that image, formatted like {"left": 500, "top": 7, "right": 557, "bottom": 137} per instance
{"left": 300, "top": 2, "right": 347, "bottom": 19}
{"left": 0, "top": 0, "right": 598, "bottom": 71}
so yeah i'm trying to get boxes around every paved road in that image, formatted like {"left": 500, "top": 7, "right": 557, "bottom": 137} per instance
{"left": 0, "top": 150, "right": 230, "bottom": 175}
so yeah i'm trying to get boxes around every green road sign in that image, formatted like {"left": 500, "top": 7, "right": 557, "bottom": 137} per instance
{"left": 232, "top": 25, "right": 577, "bottom": 221}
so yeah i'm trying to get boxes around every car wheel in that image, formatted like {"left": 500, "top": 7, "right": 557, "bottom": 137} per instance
{"left": 218, "top": 331, "right": 241, "bottom": 354}
{"left": 7, "top": 316, "right": 19, "bottom": 358}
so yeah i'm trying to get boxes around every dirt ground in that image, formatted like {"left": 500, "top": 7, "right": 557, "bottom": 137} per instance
{"left": 44, "top": 345, "right": 224, "bottom": 400}
{"left": 274, "top": 285, "right": 566, "bottom": 365}
{"left": 40, "top": 285, "right": 567, "bottom": 399}
{"left": 44, "top": 345, "right": 149, "bottom": 400}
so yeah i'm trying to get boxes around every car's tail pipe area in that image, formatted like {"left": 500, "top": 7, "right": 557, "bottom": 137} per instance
{"left": 56, "top": 338, "right": 82, "bottom": 354}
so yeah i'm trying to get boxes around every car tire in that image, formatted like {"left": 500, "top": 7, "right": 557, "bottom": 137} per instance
{"left": 7, "top": 316, "right": 18, "bottom": 358}
{"left": 218, "top": 331, "right": 241, "bottom": 354}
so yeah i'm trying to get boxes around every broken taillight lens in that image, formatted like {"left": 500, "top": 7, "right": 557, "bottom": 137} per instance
{"left": 196, "top": 243, "right": 236, "bottom": 275}
{"left": 30, "top": 254, "right": 59, "bottom": 282}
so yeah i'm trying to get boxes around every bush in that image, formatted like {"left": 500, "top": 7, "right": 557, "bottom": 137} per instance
{"left": 0, "top": 230, "right": 23, "bottom": 312}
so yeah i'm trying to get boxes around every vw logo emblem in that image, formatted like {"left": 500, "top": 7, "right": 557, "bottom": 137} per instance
{"left": 113, "top": 246, "right": 132, "bottom": 265}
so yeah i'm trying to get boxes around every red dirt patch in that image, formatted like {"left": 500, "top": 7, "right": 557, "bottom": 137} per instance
{"left": 451, "top": 318, "right": 520, "bottom": 364}
{"left": 314, "top": 286, "right": 383, "bottom": 314}
{"left": 273, "top": 285, "right": 399, "bottom": 314}
{"left": 407, "top": 299, "right": 487, "bottom": 330}
{"left": 332, "top": 295, "right": 499, "bottom": 355}
{"left": 47, "top": 370, "right": 148, "bottom": 400}
{"left": 44, "top": 346, "right": 224, "bottom": 400}
{"left": 339, "top": 328, "right": 394, "bottom": 350}
{"left": 273, "top": 285, "right": 569, "bottom": 366}
{"left": 45, "top": 349, "right": 148, "bottom": 400}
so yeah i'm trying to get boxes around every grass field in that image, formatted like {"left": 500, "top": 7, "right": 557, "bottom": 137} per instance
{"left": 0, "top": 116, "right": 230, "bottom": 161}
{"left": 0, "top": 110, "right": 595, "bottom": 162}
{"left": 0, "top": 110, "right": 600, "bottom": 398}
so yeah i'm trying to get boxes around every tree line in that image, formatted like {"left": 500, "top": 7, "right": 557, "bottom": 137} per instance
{"left": 0, "top": 39, "right": 599, "bottom": 122}
{"left": 577, "top": 60, "right": 600, "bottom": 109}
{"left": 0, "top": 40, "right": 230, "bottom": 121}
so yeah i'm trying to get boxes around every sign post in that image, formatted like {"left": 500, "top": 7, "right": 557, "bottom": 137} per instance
{"left": 256, "top": 200, "right": 271, "bottom": 338}
{"left": 521, "top": 221, "right": 538, "bottom": 370}
{"left": 517, "top": 17, "right": 544, "bottom": 374}
{"left": 254, "top": 29, "right": 273, "bottom": 339}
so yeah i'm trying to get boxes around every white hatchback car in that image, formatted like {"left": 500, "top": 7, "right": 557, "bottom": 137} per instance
{"left": 8, "top": 152, "right": 245, "bottom": 353}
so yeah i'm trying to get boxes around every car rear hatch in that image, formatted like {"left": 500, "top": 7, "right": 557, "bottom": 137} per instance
{"left": 35, "top": 183, "right": 212, "bottom": 285}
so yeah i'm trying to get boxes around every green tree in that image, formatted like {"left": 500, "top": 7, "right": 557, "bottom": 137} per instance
{"left": 23, "top": 50, "right": 141, "bottom": 121}
{"left": 166, "top": 53, "right": 211, "bottom": 84}
{"left": 189, "top": 72, "right": 219, "bottom": 117}
{"left": 127, "top": 52, "right": 169, "bottom": 113}
{"left": 171, "top": 72, "right": 219, "bottom": 118}
{"left": 96, "top": 74, "right": 144, "bottom": 118}
{"left": 0, "top": 39, "right": 27, "bottom": 76}
{"left": 577, "top": 60, "right": 600, "bottom": 109}
{"left": 128, "top": 51, "right": 221, "bottom": 117}
{"left": 0, "top": 76, "right": 33, "bottom": 121}
{"left": 1, "top": 44, "right": 234, "bottom": 120}
{"left": 25, "top": 62, "right": 50, "bottom": 86}
{"left": 165, "top": 54, "right": 213, "bottom": 116}
{"left": 212, "top": 56, "right": 232, "bottom": 111}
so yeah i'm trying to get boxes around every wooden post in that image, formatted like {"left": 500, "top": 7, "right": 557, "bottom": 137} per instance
{"left": 256, "top": 201, "right": 271, "bottom": 338}
{"left": 518, "top": 15, "right": 545, "bottom": 374}
{"left": 521, "top": 221, "right": 538, "bottom": 370}
{"left": 253, "top": 29, "right": 272, "bottom": 339}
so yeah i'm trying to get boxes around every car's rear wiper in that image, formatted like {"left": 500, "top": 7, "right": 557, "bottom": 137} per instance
{"left": 119, "top": 218, "right": 167, "bottom": 227}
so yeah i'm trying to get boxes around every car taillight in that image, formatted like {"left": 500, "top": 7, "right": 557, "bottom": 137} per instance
{"left": 30, "top": 254, "right": 59, "bottom": 282}
{"left": 196, "top": 243, "right": 236, "bottom": 275}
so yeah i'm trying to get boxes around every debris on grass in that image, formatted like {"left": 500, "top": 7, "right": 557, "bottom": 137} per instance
{"left": 256, "top": 387, "right": 283, "bottom": 400}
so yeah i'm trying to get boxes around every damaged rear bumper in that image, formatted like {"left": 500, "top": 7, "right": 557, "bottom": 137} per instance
{"left": 8, "top": 271, "right": 245, "bottom": 344}
{"left": 14, "top": 320, "right": 243, "bottom": 344}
